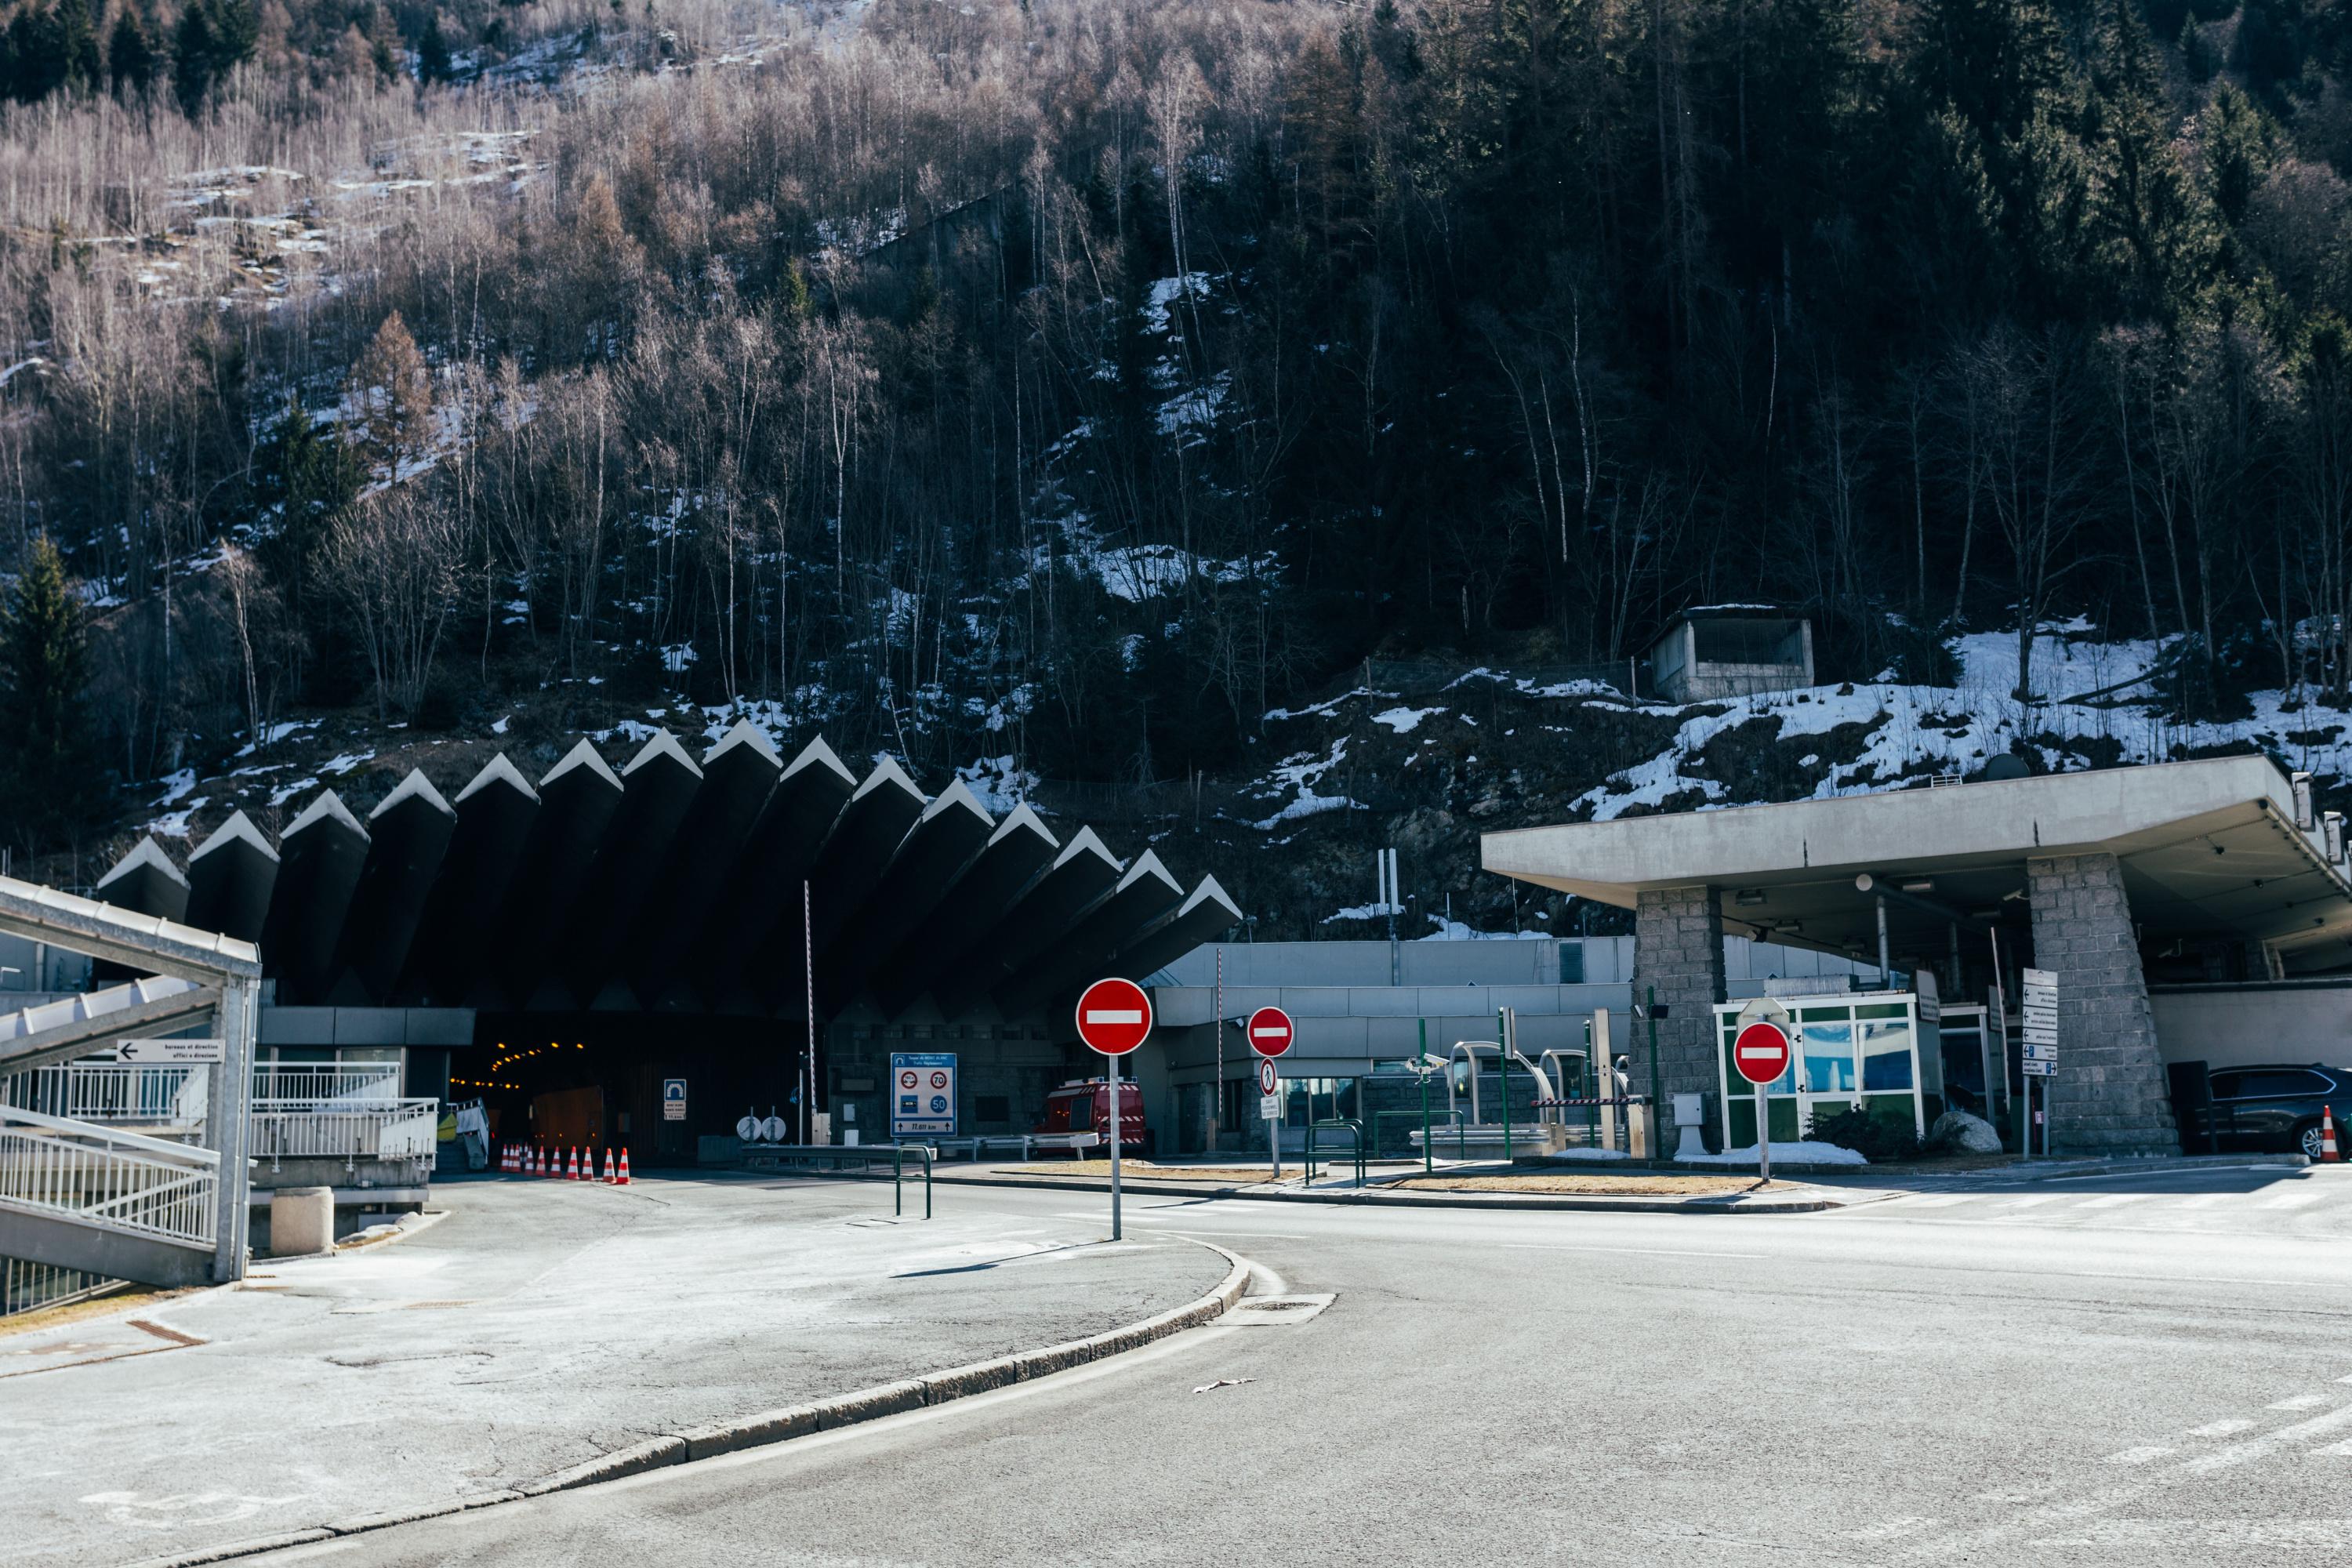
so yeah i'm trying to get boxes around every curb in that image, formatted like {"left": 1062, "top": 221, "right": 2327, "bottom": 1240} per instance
{"left": 922, "top": 1171, "right": 1840, "bottom": 1214}
{"left": 124, "top": 1240, "right": 1250, "bottom": 1568}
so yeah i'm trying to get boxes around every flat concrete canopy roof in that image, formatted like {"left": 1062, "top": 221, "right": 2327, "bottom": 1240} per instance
{"left": 1483, "top": 755, "right": 2352, "bottom": 973}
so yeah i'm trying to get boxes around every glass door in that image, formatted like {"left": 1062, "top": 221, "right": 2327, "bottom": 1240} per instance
{"left": 1795, "top": 1013, "right": 1859, "bottom": 1134}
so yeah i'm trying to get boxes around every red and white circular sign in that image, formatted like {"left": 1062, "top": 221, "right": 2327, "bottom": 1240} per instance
{"left": 1257, "top": 1058, "right": 1279, "bottom": 1096}
{"left": 930, "top": 1071, "right": 948, "bottom": 1089}
{"left": 898, "top": 1070, "right": 918, "bottom": 1089}
{"left": 1245, "top": 1006, "right": 1294, "bottom": 1058}
{"left": 1733, "top": 1022, "right": 1793, "bottom": 1086}
{"left": 1075, "top": 978, "right": 1152, "bottom": 1056}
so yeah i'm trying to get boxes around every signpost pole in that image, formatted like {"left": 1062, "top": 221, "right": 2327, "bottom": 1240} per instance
{"left": 1269, "top": 1068, "right": 1280, "bottom": 1181}
{"left": 1418, "top": 1018, "right": 1432, "bottom": 1176}
{"left": 1645, "top": 985, "right": 1663, "bottom": 1123}
{"left": 1497, "top": 1008, "right": 1512, "bottom": 1166}
{"left": 1108, "top": 1050, "right": 1122, "bottom": 1241}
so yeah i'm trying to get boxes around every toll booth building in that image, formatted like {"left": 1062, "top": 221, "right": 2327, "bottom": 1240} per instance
{"left": 2, "top": 724, "right": 1241, "bottom": 1299}
{"left": 1483, "top": 754, "right": 2352, "bottom": 1158}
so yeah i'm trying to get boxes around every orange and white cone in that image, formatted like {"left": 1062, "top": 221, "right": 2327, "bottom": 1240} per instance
{"left": 568, "top": 1147, "right": 582, "bottom": 1181}
{"left": 2324, "top": 1105, "right": 2342, "bottom": 1163}
{"left": 538, "top": 1146, "right": 550, "bottom": 1178}
{"left": 615, "top": 1148, "right": 632, "bottom": 1185}
{"left": 602, "top": 1148, "right": 616, "bottom": 1183}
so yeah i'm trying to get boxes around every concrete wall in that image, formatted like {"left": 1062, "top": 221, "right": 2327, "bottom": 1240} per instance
{"left": 2149, "top": 982, "right": 2352, "bottom": 1071}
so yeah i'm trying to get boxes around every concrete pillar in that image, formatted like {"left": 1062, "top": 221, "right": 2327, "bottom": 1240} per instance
{"left": 1632, "top": 885, "right": 1727, "bottom": 1150}
{"left": 2025, "top": 852, "right": 2180, "bottom": 1156}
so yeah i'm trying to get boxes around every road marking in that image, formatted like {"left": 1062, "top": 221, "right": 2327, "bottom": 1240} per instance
{"left": 1503, "top": 1243, "right": 1766, "bottom": 1261}
{"left": 2309, "top": 1439, "right": 2352, "bottom": 1456}
{"left": 2270, "top": 1393, "right": 2332, "bottom": 1410}
{"left": 2258, "top": 1189, "right": 2327, "bottom": 1210}
{"left": 2188, "top": 1419, "right": 2257, "bottom": 1437}
{"left": 1900, "top": 1195, "right": 1971, "bottom": 1208}
{"left": 1995, "top": 1195, "right": 2062, "bottom": 1210}
{"left": 2103, "top": 1446, "right": 2172, "bottom": 1465}
{"left": 2176, "top": 1193, "right": 2232, "bottom": 1208}
{"left": 2080, "top": 1195, "right": 2145, "bottom": 1208}
{"left": 2183, "top": 1403, "right": 2352, "bottom": 1472}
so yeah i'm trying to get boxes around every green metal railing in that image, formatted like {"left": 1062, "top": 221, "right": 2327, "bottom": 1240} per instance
{"left": 1305, "top": 1119, "right": 1366, "bottom": 1188}
{"left": 738, "top": 1142, "right": 935, "bottom": 1218}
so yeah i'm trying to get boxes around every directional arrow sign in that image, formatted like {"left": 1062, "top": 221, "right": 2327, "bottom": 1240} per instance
{"left": 1075, "top": 977, "right": 1152, "bottom": 1057}
{"left": 1246, "top": 1006, "right": 1295, "bottom": 1059}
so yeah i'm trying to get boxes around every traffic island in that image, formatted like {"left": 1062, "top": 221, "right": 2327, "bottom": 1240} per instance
{"left": 7, "top": 1175, "right": 1239, "bottom": 1568}
{"left": 1395, "top": 1173, "right": 1814, "bottom": 1199}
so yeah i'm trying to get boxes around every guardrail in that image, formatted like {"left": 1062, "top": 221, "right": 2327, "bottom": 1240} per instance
{"left": 2, "top": 1254, "right": 119, "bottom": 1318}
{"left": 250, "top": 1066, "right": 404, "bottom": 1109}
{"left": 249, "top": 1101, "right": 439, "bottom": 1166}
{"left": 735, "top": 1142, "right": 935, "bottom": 1218}
{"left": 0, "top": 1105, "right": 219, "bottom": 1246}
{"left": 0, "top": 1062, "right": 208, "bottom": 1127}
{"left": 1305, "top": 1118, "right": 1367, "bottom": 1188}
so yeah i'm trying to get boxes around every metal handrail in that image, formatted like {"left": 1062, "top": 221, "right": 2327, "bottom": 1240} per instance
{"left": 1305, "top": 1118, "right": 1367, "bottom": 1188}
{"left": 250, "top": 1066, "right": 404, "bottom": 1109}
{"left": 0, "top": 1062, "right": 208, "bottom": 1126}
{"left": 249, "top": 1102, "right": 438, "bottom": 1164}
{"left": 0, "top": 1105, "right": 219, "bottom": 1246}
{"left": 736, "top": 1142, "right": 935, "bottom": 1218}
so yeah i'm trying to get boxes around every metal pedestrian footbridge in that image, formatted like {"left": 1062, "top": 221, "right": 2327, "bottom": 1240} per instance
{"left": 0, "top": 877, "right": 263, "bottom": 1311}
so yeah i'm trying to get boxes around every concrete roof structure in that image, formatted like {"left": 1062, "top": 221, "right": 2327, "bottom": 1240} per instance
{"left": 1483, "top": 756, "right": 2352, "bottom": 973}
{"left": 85, "top": 729, "right": 1243, "bottom": 1023}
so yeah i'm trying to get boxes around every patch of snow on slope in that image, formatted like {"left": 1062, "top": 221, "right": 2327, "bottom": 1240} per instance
{"left": 1371, "top": 706, "right": 1443, "bottom": 735}
{"left": 1249, "top": 738, "right": 1364, "bottom": 829}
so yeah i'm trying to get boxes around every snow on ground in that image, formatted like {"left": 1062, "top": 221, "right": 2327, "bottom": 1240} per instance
{"left": 1420, "top": 918, "right": 1551, "bottom": 941}
{"left": 1370, "top": 706, "right": 1442, "bottom": 735}
{"left": 1680, "top": 1141, "right": 1870, "bottom": 1167}
{"left": 1249, "top": 737, "right": 1365, "bottom": 829}
{"left": 1567, "top": 620, "right": 2352, "bottom": 822}
{"left": 1140, "top": 273, "right": 1218, "bottom": 333}
{"left": 956, "top": 755, "right": 1038, "bottom": 816}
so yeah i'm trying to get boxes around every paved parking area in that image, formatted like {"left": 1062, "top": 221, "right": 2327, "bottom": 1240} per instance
{"left": 0, "top": 1173, "right": 1225, "bottom": 1568}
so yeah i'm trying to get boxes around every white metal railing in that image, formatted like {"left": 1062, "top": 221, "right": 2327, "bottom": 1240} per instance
{"left": 249, "top": 1102, "right": 439, "bottom": 1163}
{"left": 250, "top": 1065, "right": 404, "bottom": 1110}
{"left": 2, "top": 1255, "right": 118, "bottom": 1317}
{"left": 0, "top": 1062, "right": 208, "bottom": 1127}
{"left": 0, "top": 1105, "right": 219, "bottom": 1246}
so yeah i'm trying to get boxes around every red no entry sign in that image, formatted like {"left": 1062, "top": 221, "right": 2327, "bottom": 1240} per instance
{"left": 1076, "top": 978, "right": 1152, "bottom": 1056}
{"left": 1733, "top": 1021, "right": 1792, "bottom": 1085}
{"left": 1246, "top": 1006, "right": 1294, "bottom": 1058}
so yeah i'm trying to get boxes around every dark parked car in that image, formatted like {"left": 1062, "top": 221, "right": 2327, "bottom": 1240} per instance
{"left": 2202, "top": 1065, "right": 2352, "bottom": 1160}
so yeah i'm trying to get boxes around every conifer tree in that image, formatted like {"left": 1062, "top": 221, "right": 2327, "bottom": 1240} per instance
{"left": 0, "top": 537, "right": 101, "bottom": 855}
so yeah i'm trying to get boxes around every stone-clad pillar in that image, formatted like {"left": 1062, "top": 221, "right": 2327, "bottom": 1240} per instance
{"left": 1632, "top": 885, "right": 1727, "bottom": 1150}
{"left": 2026, "top": 852, "right": 2180, "bottom": 1156}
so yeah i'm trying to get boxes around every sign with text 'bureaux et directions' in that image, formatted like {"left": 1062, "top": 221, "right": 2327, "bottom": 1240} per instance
{"left": 111, "top": 1039, "right": 225, "bottom": 1065}
{"left": 890, "top": 1052, "right": 958, "bottom": 1138}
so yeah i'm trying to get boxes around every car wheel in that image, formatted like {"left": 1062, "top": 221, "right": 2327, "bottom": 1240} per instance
{"left": 2297, "top": 1120, "right": 2328, "bottom": 1162}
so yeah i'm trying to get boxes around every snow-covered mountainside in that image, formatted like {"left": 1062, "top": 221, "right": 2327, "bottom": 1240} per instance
{"left": 94, "top": 622, "right": 2350, "bottom": 946}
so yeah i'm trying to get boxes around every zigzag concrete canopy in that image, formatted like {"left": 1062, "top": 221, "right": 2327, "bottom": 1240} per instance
{"left": 93, "top": 727, "right": 1243, "bottom": 1025}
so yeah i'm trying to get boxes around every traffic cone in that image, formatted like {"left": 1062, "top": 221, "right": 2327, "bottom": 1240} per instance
{"left": 602, "top": 1148, "right": 616, "bottom": 1183}
{"left": 2324, "top": 1105, "right": 2341, "bottom": 1163}
{"left": 568, "top": 1147, "right": 580, "bottom": 1181}
{"left": 615, "top": 1148, "right": 631, "bottom": 1185}
{"left": 537, "top": 1146, "right": 548, "bottom": 1178}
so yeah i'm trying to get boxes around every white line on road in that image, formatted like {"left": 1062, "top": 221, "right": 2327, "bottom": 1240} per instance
{"left": 2258, "top": 1189, "right": 2328, "bottom": 1210}
{"left": 2103, "top": 1446, "right": 2172, "bottom": 1465}
{"left": 1995, "top": 1195, "right": 2063, "bottom": 1210}
{"left": 2188, "top": 1419, "right": 2258, "bottom": 1437}
{"left": 2080, "top": 1195, "right": 2146, "bottom": 1208}
{"left": 2183, "top": 1404, "right": 2352, "bottom": 1472}
{"left": 1900, "top": 1195, "right": 1972, "bottom": 1208}
{"left": 1503, "top": 1243, "right": 1766, "bottom": 1261}
{"left": 2270, "top": 1394, "right": 2332, "bottom": 1410}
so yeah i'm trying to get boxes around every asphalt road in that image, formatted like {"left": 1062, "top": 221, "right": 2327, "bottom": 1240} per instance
{"left": 234, "top": 1161, "right": 2352, "bottom": 1568}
